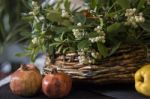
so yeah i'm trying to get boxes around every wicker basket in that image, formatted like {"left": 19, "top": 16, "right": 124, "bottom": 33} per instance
{"left": 43, "top": 44, "right": 150, "bottom": 84}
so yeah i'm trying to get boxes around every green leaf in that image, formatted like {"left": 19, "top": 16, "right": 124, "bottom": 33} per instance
{"left": 91, "top": 0, "right": 98, "bottom": 9}
{"left": 143, "top": 7, "right": 150, "bottom": 16}
{"left": 31, "top": 53, "right": 36, "bottom": 62}
{"left": 57, "top": 45, "right": 64, "bottom": 53}
{"left": 74, "top": 13, "right": 86, "bottom": 24}
{"left": 63, "top": 47, "right": 69, "bottom": 54}
{"left": 108, "top": 42, "right": 121, "bottom": 56}
{"left": 90, "top": 0, "right": 104, "bottom": 10}
{"left": 140, "top": 20, "right": 150, "bottom": 32}
{"left": 84, "top": 0, "right": 90, "bottom": 3}
{"left": 116, "top": 0, "right": 130, "bottom": 9}
{"left": 42, "top": 45, "right": 46, "bottom": 52}
{"left": 54, "top": 37, "right": 61, "bottom": 42}
{"left": 30, "top": 47, "right": 39, "bottom": 62}
{"left": 64, "top": 0, "right": 71, "bottom": 12}
{"left": 46, "top": 11, "right": 62, "bottom": 22}
{"left": 137, "top": 0, "right": 146, "bottom": 9}
{"left": 48, "top": 45, "right": 54, "bottom": 55}
{"left": 61, "top": 19, "right": 72, "bottom": 26}
{"left": 77, "top": 40, "right": 90, "bottom": 50}
{"left": 99, "top": 18, "right": 104, "bottom": 27}
{"left": 88, "top": 32, "right": 99, "bottom": 37}
{"left": 107, "top": 23, "right": 122, "bottom": 33}
{"left": 49, "top": 42, "right": 61, "bottom": 47}
{"left": 60, "top": 32, "right": 65, "bottom": 40}
{"left": 97, "top": 43, "right": 108, "bottom": 58}
{"left": 16, "top": 53, "right": 30, "bottom": 57}
{"left": 53, "top": 27, "right": 70, "bottom": 33}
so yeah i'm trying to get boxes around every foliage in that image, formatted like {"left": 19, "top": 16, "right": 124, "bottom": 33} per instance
{"left": 0, "top": 0, "right": 31, "bottom": 53}
{"left": 23, "top": 0, "right": 150, "bottom": 63}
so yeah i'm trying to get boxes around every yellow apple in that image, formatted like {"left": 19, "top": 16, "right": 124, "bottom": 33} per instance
{"left": 135, "top": 64, "right": 150, "bottom": 96}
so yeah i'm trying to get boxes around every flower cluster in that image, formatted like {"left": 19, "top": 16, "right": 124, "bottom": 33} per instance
{"left": 77, "top": 49, "right": 102, "bottom": 65}
{"left": 78, "top": 55, "right": 89, "bottom": 64}
{"left": 61, "top": 9, "right": 70, "bottom": 18}
{"left": 89, "top": 26, "right": 106, "bottom": 43}
{"left": 32, "top": 1, "right": 40, "bottom": 15}
{"left": 78, "top": 50, "right": 95, "bottom": 65}
{"left": 32, "top": 37, "right": 38, "bottom": 44}
{"left": 72, "top": 29, "right": 84, "bottom": 39}
{"left": 125, "top": 8, "right": 145, "bottom": 28}
{"left": 72, "top": 23, "right": 84, "bottom": 39}
{"left": 91, "top": 51, "right": 101, "bottom": 59}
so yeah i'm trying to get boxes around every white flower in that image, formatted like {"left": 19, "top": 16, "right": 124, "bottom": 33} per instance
{"left": 125, "top": 8, "right": 136, "bottom": 17}
{"left": 134, "top": 16, "right": 145, "bottom": 23}
{"left": 89, "top": 38, "right": 95, "bottom": 43}
{"left": 90, "top": 26, "right": 106, "bottom": 43}
{"left": 94, "top": 25, "right": 102, "bottom": 32}
{"left": 95, "top": 37, "right": 100, "bottom": 42}
{"left": 90, "top": 27, "right": 106, "bottom": 43}
{"left": 89, "top": 35, "right": 105, "bottom": 43}
{"left": 32, "top": 1, "right": 39, "bottom": 12}
{"left": 61, "top": 9, "right": 69, "bottom": 18}
{"left": 88, "top": 59, "right": 92, "bottom": 64}
{"left": 125, "top": 8, "right": 145, "bottom": 28}
{"left": 90, "top": 10, "right": 94, "bottom": 13}
{"left": 32, "top": 37, "right": 38, "bottom": 44}
{"left": 101, "top": 36, "right": 105, "bottom": 39}
{"left": 32, "top": 1, "right": 36, "bottom": 6}
{"left": 138, "top": 16, "right": 145, "bottom": 22}
{"left": 28, "top": 12, "right": 33, "bottom": 15}
{"left": 39, "top": 16, "right": 45, "bottom": 21}
{"left": 139, "top": 12, "right": 143, "bottom": 16}
{"left": 129, "top": 16, "right": 135, "bottom": 22}
{"left": 91, "top": 52, "right": 101, "bottom": 59}
{"left": 72, "top": 29, "right": 83, "bottom": 39}
{"left": 135, "top": 16, "right": 139, "bottom": 22}
{"left": 78, "top": 55, "right": 88, "bottom": 64}
{"left": 78, "top": 51, "right": 85, "bottom": 56}
{"left": 77, "top": 23, "right": 82, "bottom": 27}
{"left": 132, "top": 8, "right": 136, "bottom": 13}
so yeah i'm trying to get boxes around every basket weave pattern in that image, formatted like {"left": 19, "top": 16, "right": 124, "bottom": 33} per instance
{"left": 43, "top": 45, "right": 150, "bottom": 84}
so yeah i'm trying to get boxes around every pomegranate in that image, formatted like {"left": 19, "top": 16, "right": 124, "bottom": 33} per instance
{"left": 9, "top": 64, "right": 42, "bottom": 96}
{"left": 42, "top": 68, "right": 72, "bottom": 98}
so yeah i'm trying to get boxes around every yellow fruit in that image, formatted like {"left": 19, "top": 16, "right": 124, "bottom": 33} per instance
{"left": 135, "top": 64, "right": 150, "bottom": 96}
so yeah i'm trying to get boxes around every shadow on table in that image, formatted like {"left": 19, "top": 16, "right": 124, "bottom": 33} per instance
{"left": 1, "top": 82, "right": 150, "bottom": 99}
{"left": 0, "top": 84, "right": 114, "bottom": 99}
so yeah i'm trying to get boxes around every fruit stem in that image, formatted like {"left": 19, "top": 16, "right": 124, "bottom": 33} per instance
{"left": 51, "top": 68, "right": 57, "bottom": 74}
{"left": 21, "top": 64, "right": 29, "bottom": 71}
